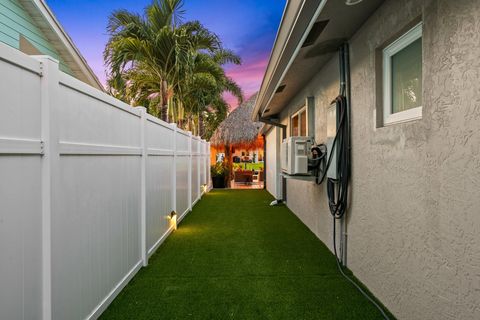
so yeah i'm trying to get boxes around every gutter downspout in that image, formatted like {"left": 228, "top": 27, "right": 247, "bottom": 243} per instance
{"left": 258, "top": 118, "right": 287, "bottom": 202}
{"left": 338, "top": 43, "right": 351, "bottom": 267}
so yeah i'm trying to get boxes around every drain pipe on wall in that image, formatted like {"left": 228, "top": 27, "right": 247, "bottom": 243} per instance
{"left": 329, "top": 43, "right": 390, "bottom": 320}
{"left": 258, "top": 118, "right": 287, "bottom": 204}
{"left": 326, "top": 43, "right": 351, "bottom": 269}
{"left": 338, "top": 43, "right": 350, "bottom": 268}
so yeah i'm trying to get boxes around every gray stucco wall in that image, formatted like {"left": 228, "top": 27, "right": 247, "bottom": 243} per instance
{"left": 271, "top": 0, "right": 480, "bottom": 319}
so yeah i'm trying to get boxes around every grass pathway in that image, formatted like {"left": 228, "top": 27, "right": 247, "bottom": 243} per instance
{"left": 101, "top": 189, "right": 391, "bottom": 319}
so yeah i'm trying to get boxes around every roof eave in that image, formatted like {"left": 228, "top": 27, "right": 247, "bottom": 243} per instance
{"left": 251, "top": 0, "right": 327, "bottom": 121}
{"left": 22, "top": 0, "right": 104, "bottom": 91}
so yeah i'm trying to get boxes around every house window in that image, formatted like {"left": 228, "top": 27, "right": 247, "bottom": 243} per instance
{"left": 383, "top": 23, "right": 423, "bottom": 125}
{"left": 291, "top": 107, "right": 307, "bottom": 136}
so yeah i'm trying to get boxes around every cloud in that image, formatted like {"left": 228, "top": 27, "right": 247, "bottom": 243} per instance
{"left": 223, "top": 53, "right": 270, "bottom": 110}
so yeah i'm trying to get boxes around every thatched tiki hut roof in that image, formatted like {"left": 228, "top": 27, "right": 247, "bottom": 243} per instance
{"left": 210, "top": 93, "right": 263, "bottom": 150}
{"left": 210, "top": 93, "right": 264, "bottom": 187}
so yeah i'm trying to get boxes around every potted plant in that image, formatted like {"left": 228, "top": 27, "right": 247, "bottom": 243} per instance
{"left": 211, "top": 161, "right": 228, "bottom": 188}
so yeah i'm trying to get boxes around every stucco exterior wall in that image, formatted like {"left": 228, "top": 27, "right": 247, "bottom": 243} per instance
{"left": 278, "top": 54, "right": 340, "bottom": 254}
{"left": 272, "top": 0, "right": 480, "bottom": 319}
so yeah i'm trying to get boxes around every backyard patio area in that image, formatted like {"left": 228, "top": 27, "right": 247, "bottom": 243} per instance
{"left": 100, "top": 190, "right": 392, "bottom": 319}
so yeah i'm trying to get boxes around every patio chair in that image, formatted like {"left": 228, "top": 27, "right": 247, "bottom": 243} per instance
{"left": 234, "top": 170, "right": 253, "bottom": 184}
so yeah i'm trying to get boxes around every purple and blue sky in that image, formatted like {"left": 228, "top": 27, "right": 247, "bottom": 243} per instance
{"left": 46, "top": 0, "right": 285, "bottom": 109}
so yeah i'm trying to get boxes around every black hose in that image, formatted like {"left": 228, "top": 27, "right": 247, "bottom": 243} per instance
{"left": 327, "top": 95, "right": 349, "bottom": 219}
{"left": 314, "top": 95, "right": 347, "bottom": 186}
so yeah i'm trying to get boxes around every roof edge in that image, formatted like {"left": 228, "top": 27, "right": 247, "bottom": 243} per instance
{"left": 251, "top": 0, "right": 327, "bottom": 121}
{"left": 26, "top": 0, "right": 104, "bottom": 90}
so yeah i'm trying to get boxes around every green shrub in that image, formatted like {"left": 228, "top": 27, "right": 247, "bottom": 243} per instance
{"left": 211, "top": 162, "right": 229, "bottom": 177}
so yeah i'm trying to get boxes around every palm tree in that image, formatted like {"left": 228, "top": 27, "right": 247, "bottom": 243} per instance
{"left": 178, "top": 48, "right": 243, "bottom": 136}
{"left": 104, "top": 0, "right": 242, "bottom": 132}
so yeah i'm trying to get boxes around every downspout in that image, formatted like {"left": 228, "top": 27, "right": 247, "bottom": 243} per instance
{"left": 258, "top": 118, "right": 287, "bottom": 202}
{"left": 338, "top": 43, "right": 351, "bottom": 267}
{"left": 343, "top": 43, "right": 352, "bottom": 267}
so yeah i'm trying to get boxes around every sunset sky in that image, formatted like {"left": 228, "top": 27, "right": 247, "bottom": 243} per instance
{"left": 46, "top": 0, "right": 285, "bottom": 109}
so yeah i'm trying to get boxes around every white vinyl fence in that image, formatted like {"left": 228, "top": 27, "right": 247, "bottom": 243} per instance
{"left": 0, "top": 43, "right": 210, "bottom": 320}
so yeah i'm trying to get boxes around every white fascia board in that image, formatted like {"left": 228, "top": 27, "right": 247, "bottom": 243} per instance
{"left": 26, "top": 0, "right": 104, "bottom": 90}
{"left": 252, "top": 0, "right": 327, "bottom": 121}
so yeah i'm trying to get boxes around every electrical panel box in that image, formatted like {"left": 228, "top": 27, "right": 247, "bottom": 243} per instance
{"left": 326, "top": 102, "right": 338, "bottom": 179}
{"left": 281, "top": 136, "right": 311, "bottom": 175}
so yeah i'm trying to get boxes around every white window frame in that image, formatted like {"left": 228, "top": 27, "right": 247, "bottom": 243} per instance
{"left": 290, "top": 106, "right": 307, "bottom": 136}
{"left": 383, "top": 22, "right": 423, "bottom": 126}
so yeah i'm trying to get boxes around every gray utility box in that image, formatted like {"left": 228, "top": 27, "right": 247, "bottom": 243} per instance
{"left": 326, "top": 102, "right": 338, "bottom": 180}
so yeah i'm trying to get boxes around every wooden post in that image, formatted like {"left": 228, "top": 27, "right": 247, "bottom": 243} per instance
{"left": 225, "top": 144, "right": 233, "bottom": 188}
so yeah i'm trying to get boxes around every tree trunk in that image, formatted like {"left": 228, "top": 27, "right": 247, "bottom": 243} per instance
{"left": 225, "top": 144, "right": 233, "bottom": 188}
{"left": 160, "top": 80, "right": 169, "bottom": 123}
{"left": 161, "top": 104, "right": 169, "bottom": 123}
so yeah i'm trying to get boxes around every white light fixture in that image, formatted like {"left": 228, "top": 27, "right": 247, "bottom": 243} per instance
{"left": 169, "top": 211, "right": 177, "bottom": 230}
{"left": 345, "top": 0, "right": 363, "bottom": 5}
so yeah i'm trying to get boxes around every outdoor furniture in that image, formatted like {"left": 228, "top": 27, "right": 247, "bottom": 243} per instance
{"left": 252, "top": 170, "right": 265, "bottom": 183}
{"left": 241, "top": 156, "right": 252, "bottom": 163}
{"left": 234, "top": 170, "right": 253, "bottom": 184}
{"left": 258, "top": 170, "right": 264, "bottom": 182}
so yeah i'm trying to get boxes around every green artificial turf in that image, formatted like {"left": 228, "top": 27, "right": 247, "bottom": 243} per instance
{"left": 100, "top": 189, "right": 393, "bottom": 320}
{"left": 233, "top": 162, "right": 264, "bottom": 171}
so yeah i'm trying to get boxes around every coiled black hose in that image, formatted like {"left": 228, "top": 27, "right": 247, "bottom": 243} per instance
{"left": 327, "top": 95, "right": 349, "bottom": 219}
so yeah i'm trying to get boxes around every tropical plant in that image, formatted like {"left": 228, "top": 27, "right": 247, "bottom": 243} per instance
{"left": 210, "top": 161, "right": 228, "bottom": 178}
{"left": 104, "top": 0, "right": 242, "bottom": 136}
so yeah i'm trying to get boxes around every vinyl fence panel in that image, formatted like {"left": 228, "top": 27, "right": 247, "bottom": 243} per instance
{"left": 0, "top": 45, "right": 43, "bottom": 319}
{"left": 53, "top": 73, "right": 144, "bottom": 320}
{"left": 191, "top": 137, "right": 200, "bottom": 204}
{"left": 145, "top": 116, "right": 175, "bottom": 255}
{"left": 0, "top": 44, "right": 210, "bottom": 320}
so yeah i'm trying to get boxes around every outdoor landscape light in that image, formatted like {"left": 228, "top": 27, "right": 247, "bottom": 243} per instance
{"left": 170, "top": 211, "right": 177, "bottom": 230}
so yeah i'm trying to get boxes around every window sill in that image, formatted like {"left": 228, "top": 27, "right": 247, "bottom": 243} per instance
{"left": 383, "top": 106, "right": 422, "bottom": 126}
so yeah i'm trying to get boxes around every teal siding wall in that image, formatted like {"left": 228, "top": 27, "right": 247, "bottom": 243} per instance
{"left": 0, "top": 0, "right": 72, "bottom": 73}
